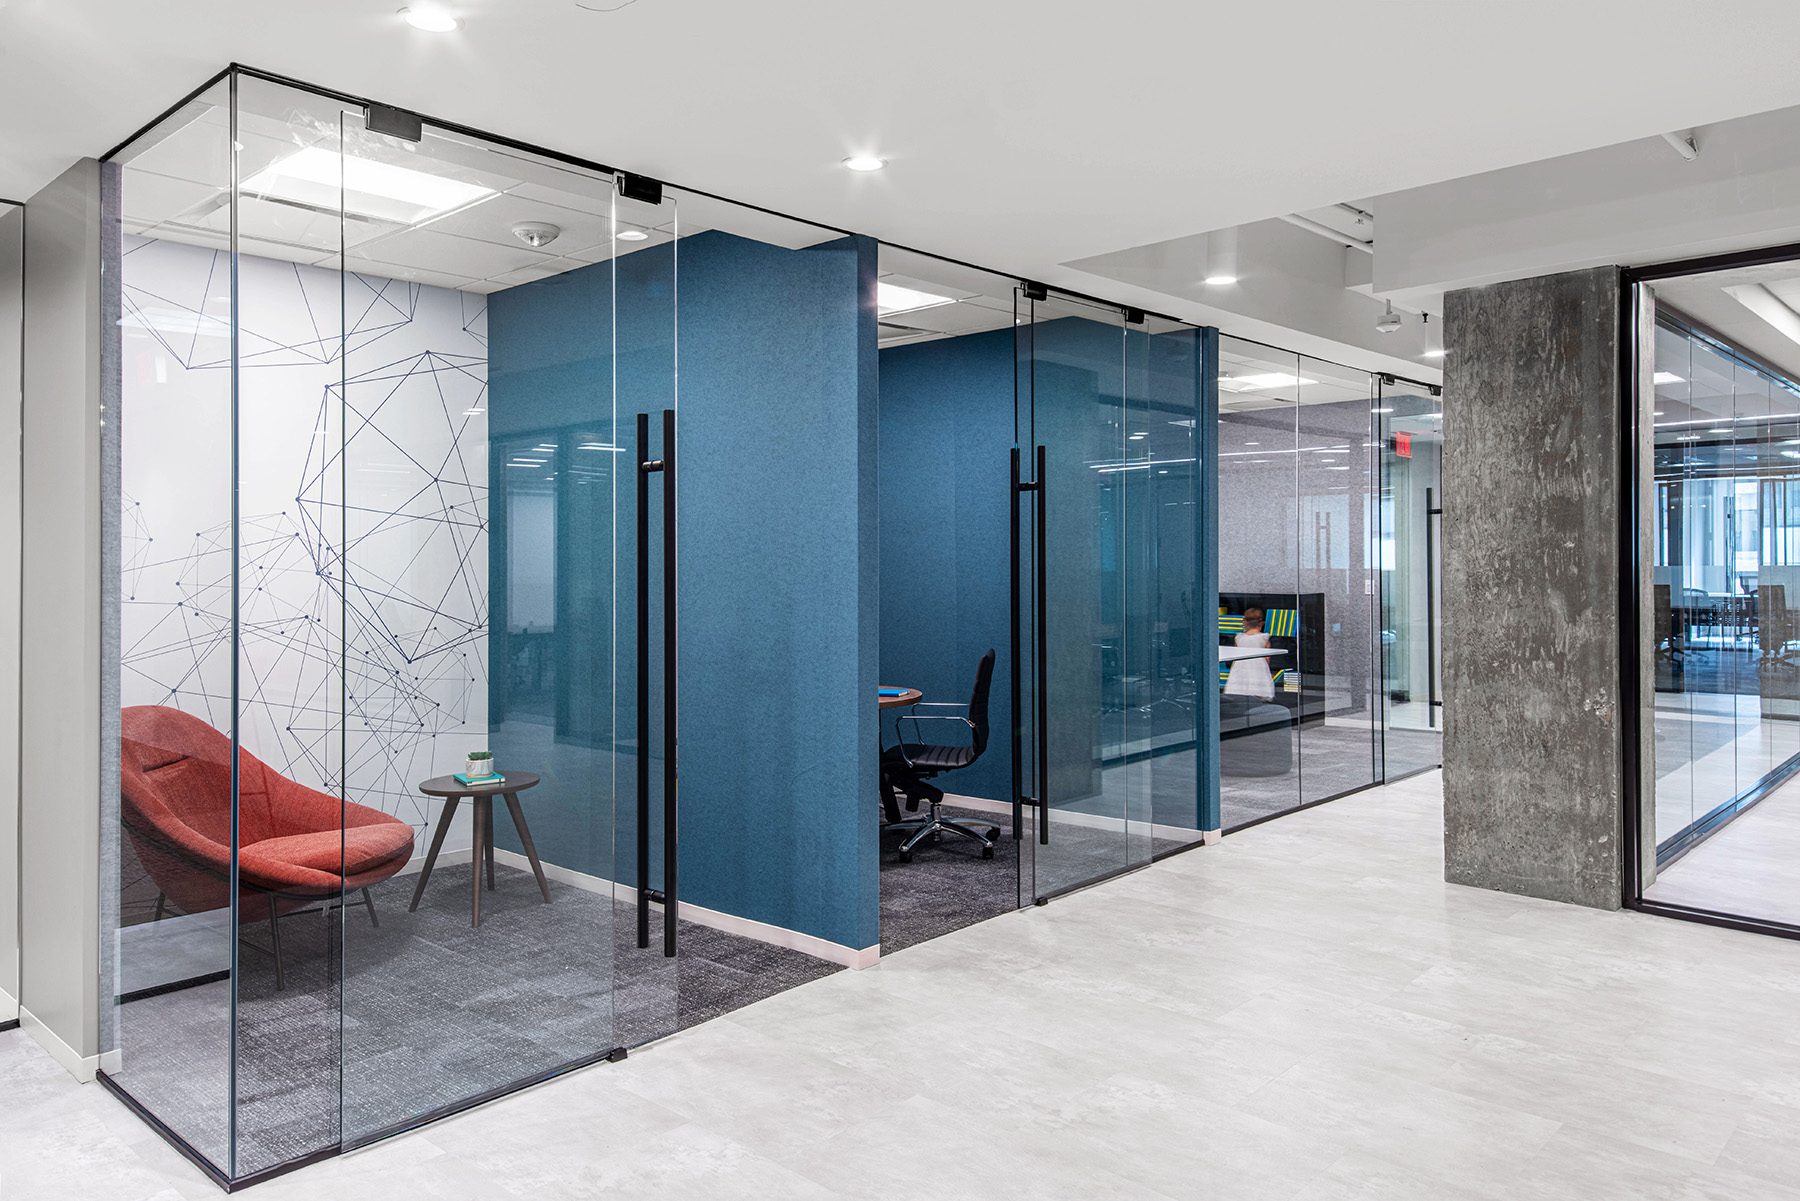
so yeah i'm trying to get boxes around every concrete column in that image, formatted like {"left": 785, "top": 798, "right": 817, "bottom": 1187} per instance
{"left": 18, "top": 159, "right": 106, "bottom": 1074}
{"left": 1441, "top": 266, "right": 1624, "bottom": 909}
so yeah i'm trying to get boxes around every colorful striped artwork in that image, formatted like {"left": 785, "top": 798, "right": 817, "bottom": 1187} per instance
{"left": 1217, "top": 609, "right": 1297, "bottom": 636}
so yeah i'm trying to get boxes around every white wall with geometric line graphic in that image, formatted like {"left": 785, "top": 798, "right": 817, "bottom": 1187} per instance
{"left": 118, "top": 235, "right": 488, "bottom": 840}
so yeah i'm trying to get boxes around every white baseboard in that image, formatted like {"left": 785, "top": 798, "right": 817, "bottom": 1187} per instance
{"left": 19, "top": 1007, "right": 99, "bottom": 1082}
{"left": 491, "top": 849, "right": 880, "bottom": 970}
{"left": 1202, "top": 828, "right": 1222, "bottom": 845}
{"left": 0, "top": 982, "right": 17, "bottom": 1023}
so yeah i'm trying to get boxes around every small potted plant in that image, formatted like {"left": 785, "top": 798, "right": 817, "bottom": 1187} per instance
{"left": 465, "top": 750, "right": 497, "bottom": 779}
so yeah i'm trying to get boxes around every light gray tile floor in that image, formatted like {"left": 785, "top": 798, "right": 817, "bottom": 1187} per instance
{"left": 8, "top": 769, "right": 1800, "bottom": 1199}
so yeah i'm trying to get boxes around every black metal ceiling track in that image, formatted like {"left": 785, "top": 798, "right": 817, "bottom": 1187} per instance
{"left": 100, "top": 64, "right": 234, "bottom": 164}
{"left": 0, "top": 197, "right": 23, "bottom": 208}
{"left": 102, "top": 63, "right": 1193, "bottom": 331}
{"left": 1627, "top": 239, "right": 1800, "bottom": 284}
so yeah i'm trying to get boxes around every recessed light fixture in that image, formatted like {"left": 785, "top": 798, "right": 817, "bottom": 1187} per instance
{"left": 616, "top": 228, "right": 649, "bottom": 242}
{"left": 1653, "top": 410, "right": 1664, "bottom": 416}
{"left": 1710, "top": 427, "right": 1731, "bottom": 433}
{"left": 1244, "top": 441, "right": 1260, "bottom": 446}
{"left": 1422, "top": 348, "right": 1447, "bottom": 359}
{"left": 843, "top": 155, "right": 886, "bottom": 172}
{"left": 1653, "top": 371, "right": 1684, "bottom": 385}
{"left": 877, "top": 281, "right": 954, "bottom": 316}
{"left": 1220, "top": 372, "right": 1317, "bottom": 393}
{"left": 1784, "top": 450, "right": 1800, "bottom": 459}
{"left": 1372, "top": 407, "right": 1393, "bottom": 414}
{"left": 241, "top": 146, "right": 493, "bottom": 225}
{"left": 1204, "top": 274, "right": 1237, "bottom": 286}
{"left": 401, "top": 5, "right": 460, "bottom": 31}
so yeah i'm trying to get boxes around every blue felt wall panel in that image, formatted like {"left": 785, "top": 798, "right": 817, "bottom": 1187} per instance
{"left": 487, "top": 231, "right": 878, "bottom": 953}
{"left": 877, "top": 328, "right": 1015, "bottom": 804}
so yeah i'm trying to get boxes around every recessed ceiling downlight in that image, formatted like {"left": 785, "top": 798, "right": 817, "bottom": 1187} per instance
{"left": 616, "top": 229, "right": 650, "bottom": 242}
{"left": 843, "top": 155, "right": 887, "bottom": 172}
{"left": 401, "top": 5, "right": 460, "bottom": 31}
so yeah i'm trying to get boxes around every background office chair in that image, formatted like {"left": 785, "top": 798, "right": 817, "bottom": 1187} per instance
{"left": 884, "top": 649, "right": 1000, "bottom": 863}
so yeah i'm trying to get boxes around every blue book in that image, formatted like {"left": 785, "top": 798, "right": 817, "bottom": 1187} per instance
{"left": 454, "top": 771, "right": 505, "bottom": 786}
{"left": 878, "top": 687, "right": 908, "bottom": 696}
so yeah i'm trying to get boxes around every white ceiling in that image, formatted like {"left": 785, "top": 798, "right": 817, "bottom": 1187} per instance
{"left": 8, "top": 1, "right": 1800, "bottom": 354}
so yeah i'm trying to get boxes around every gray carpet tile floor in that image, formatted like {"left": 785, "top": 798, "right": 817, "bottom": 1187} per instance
{"left": 879, "top": 802, "right": 1186, "bottom": 953}
{"left": 109, "top": 803, "right": 1207, "bottom": 1178}
{"left": 109, "top": 864, "right": 843, "bottom": 1177}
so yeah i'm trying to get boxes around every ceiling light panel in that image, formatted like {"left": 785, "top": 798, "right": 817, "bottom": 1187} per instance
{"left": 877, "top": 280, "right": 956, "bottom": 316}
{"left": 241, "top": 146, "right": 496, "bottom": 226}
{"left": 1218, "top": 372, "right": 1318, "bottom": 393}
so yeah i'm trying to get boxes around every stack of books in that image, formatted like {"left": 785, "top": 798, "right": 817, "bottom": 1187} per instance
{"left": 454, "top": 769, "right": 505, "bottom": 786}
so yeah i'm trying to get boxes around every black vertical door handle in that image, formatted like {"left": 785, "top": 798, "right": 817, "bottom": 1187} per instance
{"left": 1036, "top": 444, "right": 1049, "bottom": 846}
{"left": 637, "top": 409, "right": 678, "bottom": 957}
{"left": 661, "top": 407, "right": 678, "bottom": 958}
{"left": 635, "top": 413, "right": 651, "bottom": 949}
{"left": 1010, "top": 447, "right": 1024, "bottom": 842}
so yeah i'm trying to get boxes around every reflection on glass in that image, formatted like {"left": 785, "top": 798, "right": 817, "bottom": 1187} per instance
{"left": 0, "top": 200, "right": 20, "bottom": 1030}
{"left": 1643, "top": 286, "right": 1800, "bottom": 927}
{"left": 1217, "top": 338, "right": 1304, "bottom": 827}
{"left": 1298, "top": 357, "right": 1381, "bottom": 802}
{"left": 106, "top": 77, "right": 238, "bottom": 1175}
{"left": 1378, "top": 379, "right": 1445, "bottom": 778}
{"left": 1216, "top": 337, "right": 1431, "bottom": 830}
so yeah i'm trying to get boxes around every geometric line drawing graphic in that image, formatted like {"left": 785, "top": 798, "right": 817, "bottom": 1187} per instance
{"left": 120, "top": 236, "right": 489, "bottom": 836}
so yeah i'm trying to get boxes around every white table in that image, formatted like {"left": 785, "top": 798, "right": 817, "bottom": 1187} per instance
{"left": 1219, "top": 646, "right": 1288, "bottom": 663}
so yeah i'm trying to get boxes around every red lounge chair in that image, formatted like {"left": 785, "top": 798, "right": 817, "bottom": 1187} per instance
{"left": 120, "top": 705, "right": 416, "bottom": 988}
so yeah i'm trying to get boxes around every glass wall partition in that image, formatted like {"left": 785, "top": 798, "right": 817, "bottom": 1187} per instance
{"left": 1217, "top": 337, "right": 1304, "bottom": 826}
{"left": 101, "top": 66, "right": 891, "bottom": 1183}
{"left": 1013, "top": 291, "right": 1207, "bottom": 904}
{"left": 1298, "top": 356, "right": 1382, "bottom": 804}
{"left": 1377, "top": 376, "right": 1445, "bottom": 778}
{"left": 0, "top": 197, "right": 20, "bottom": 1029}
{"left": 1631, "top": 262, "right": 1800, "bottom": 933}
{"left": 1215, "top": 335, "right": 1436, "bottom": 830}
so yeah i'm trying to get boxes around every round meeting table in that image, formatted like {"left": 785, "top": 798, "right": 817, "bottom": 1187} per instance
{"left": 878, "top": 686, "right": 922, "bottom": 823}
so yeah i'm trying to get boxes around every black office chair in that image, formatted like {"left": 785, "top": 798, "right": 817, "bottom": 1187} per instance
{"left": 883, "top": 649, "right": 1000, "bottom": 863}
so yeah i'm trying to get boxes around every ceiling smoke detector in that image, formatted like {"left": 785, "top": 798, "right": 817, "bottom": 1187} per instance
{"left": 1375, "top": 300, "right": 1402, "bottom": 334}
{"left": 512, "top": 221, "right": 562, "bottom": 248}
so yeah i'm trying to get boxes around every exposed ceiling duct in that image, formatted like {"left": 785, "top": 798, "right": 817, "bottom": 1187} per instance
{"left": 1279, "top": 211, "right": 1374, "bottom": 254}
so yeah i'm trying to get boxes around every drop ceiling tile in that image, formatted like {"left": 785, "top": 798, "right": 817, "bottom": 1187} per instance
{"left": 118, "top": 168, "right": 222, "bottom": 231}
{"left": 317, "top": 255, "right": 475, "bottom": 292}
{"left": 421, "top": 191, "right": 614, "bottom": 256}
{"left": 482, "top": 258, "right": 590, "bottom": 289}
{"left": 351, "top": 225, "right": 558, "bottom": 279}
{"left": 564, "top": 227, "right": 674, "bottom": 263}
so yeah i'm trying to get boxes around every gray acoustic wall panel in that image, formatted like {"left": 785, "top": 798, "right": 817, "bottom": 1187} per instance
{"left": 1442, "top": 266, "right": 1624, "bottom": 910}
{"left": 19, "top": 159, "right": 105, "bottom": 1065}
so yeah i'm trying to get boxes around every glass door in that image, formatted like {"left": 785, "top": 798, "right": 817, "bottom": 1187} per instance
{"left": 1014, "top": 289, "right": 1129, "bottom": 901}
{"left": 1013, "top": 290, "right": 1206, "bottom": 902}
{"left": 1377, "top": 375, "right": 1444, "bottom": 776}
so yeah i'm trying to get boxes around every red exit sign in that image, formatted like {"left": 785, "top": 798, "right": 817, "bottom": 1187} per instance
{"left": 1393, "top": 432, "right": 1412, "bottom": 458}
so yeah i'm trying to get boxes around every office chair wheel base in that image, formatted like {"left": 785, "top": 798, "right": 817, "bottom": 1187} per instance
{"left": 986, "top": 827, "right": 1000, "bottom": 840}
{"left": 982, "top": 846, "right": 994, "bottom": 860}
{"left": 898, "top": 850, "right": 913, "bottom": 864}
